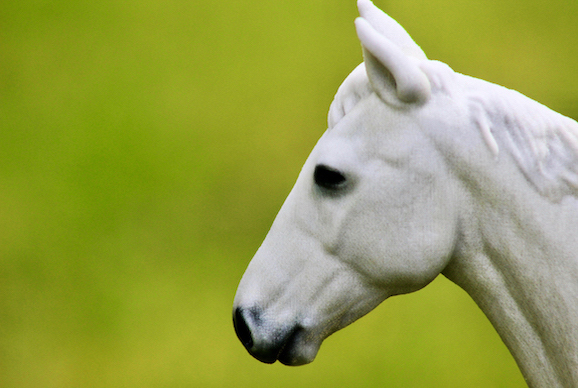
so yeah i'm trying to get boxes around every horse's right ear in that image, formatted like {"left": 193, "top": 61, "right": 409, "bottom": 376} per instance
{"left": 355, "top": 10, "right": 430, "bottom": 105}
{"left": 357, "top": 0, "right": 427, "bottom": 60}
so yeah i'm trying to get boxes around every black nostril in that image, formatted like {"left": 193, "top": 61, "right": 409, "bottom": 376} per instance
{"left": 233, "top": 307, "right": 253, "bottom": 349}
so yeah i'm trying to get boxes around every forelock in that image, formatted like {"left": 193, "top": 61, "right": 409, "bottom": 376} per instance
{"left": 327, "top": 64, "right": 373, "bottom": 129}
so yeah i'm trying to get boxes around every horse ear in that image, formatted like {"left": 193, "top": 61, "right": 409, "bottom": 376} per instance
{"left": 357, "top": 0, "right": 427, "bottom": 60}
{"left": 355, "top": 4, "right": 430, "bottom": 104}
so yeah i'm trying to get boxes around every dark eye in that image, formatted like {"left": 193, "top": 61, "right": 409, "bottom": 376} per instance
{"left": 314, "top": 164, "right": 347, "bottom": 190}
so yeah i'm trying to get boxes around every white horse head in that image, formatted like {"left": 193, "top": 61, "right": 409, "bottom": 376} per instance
{"left": 233, "top": 1, "right": 578, "bottom": 384}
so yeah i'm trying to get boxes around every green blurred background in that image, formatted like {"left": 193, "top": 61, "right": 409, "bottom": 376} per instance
{"left": 1, "top": 0, "right": 576, "bottom": 386}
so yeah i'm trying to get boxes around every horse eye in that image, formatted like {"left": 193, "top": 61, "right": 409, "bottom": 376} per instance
{"left": 314, "top": 164, "right": 347, "bottom": 190}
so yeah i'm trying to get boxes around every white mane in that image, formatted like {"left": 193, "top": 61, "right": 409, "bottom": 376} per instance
{"left": 465, "top": 78, "right": 578, "bottom": 202}
{"left": 328, "top": 61, "right": 578, "bottom": 202}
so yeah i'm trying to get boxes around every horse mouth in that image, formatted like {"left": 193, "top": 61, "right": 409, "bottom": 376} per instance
{"left": 233, "top": 306, "right": 320, "bottom": 366}
{"left": 276, "top": 327, "right": 317, "bottom": 366}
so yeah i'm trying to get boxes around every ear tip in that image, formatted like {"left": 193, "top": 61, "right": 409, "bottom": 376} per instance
{"left": 354, "top": 17, "right": 365, "bottom": 27}
{"left": 355, "top": 16, "right": 432, "bottom": 105}
{"left": 354, "top": 17, "right": 370, "bottom": 37}
{"left": 357, "top": 0, "right": 376, "bottom": 17}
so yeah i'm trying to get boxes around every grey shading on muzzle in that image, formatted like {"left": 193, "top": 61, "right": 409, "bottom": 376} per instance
{"left": 233, "top": 306, "right": 302, "bottom": 364}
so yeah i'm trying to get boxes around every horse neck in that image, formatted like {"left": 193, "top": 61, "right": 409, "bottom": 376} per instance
{"left": 443, "top": 176, "right": 578, "bottom": 387}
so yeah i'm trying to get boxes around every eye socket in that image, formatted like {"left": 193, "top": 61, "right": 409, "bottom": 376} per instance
{"left": 314, "top": 164, "right": 347, "bottom": 191}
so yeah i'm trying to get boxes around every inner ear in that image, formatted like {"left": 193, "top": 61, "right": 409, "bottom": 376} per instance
{"left": 355, "top": 17, "right": 431, "bottom": 105}
{"left": 363, "top": 49, "right": 398, "bottom": 104}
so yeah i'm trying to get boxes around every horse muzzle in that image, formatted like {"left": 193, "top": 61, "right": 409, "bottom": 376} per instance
{"left": 233, "top": 306, "right": 319, "bottom": 366}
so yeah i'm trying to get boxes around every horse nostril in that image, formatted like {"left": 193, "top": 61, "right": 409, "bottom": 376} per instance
{"left": 233, "top": 307, "right": 254, "bottom": 349}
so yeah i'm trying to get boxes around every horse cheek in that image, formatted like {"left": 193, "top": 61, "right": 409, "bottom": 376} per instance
{"left": 396, "top": 188, "right": 459, "bottom": 288}
{"left": 337, "top": 186, "right": 456, "bottom": 294}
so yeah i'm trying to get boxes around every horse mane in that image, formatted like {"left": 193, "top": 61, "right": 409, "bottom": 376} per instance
{"left": 465, "top": 78, "right": 578, "bottom": 202}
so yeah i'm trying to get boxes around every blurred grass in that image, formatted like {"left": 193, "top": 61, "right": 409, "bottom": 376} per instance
{"left": 0, "top": 0, "right": 576, "bottom": 386}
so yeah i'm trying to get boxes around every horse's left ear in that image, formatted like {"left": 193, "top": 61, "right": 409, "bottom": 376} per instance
{"left": 355, "top": 2, "right": 431, "bottom": 105}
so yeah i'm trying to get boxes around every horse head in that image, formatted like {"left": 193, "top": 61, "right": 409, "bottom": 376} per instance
{"left": 233, "top": 0, "right": 463, "bottom": 365}
{"left": 232, "top": 0, "right": 578, "bottom": 371}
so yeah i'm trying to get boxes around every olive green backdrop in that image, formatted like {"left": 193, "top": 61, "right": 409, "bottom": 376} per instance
{"left": 1, "top": 0, "right": 576, "bottom": 386}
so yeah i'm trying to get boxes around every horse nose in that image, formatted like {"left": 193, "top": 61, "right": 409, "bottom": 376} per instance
{"left": 233, "top": 306, "right": 291, "bottom": 364}
{"left": 233, "top": 306, "right": 254, "bottom": 349}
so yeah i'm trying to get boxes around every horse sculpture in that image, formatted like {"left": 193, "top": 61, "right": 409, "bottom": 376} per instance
{"left": 233, "top": 1, "right": 578, "bottom": 386}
